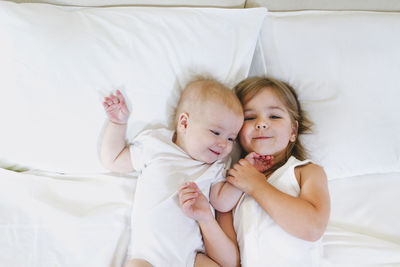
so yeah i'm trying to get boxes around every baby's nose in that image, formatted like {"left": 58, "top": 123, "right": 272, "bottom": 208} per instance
{"left": 217, "top": 139, "right": 227, "bottom": 147}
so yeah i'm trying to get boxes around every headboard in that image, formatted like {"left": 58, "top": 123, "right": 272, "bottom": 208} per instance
{"left": 5, "top": 0, "right": 400, "bottom": 11}
{"left": 3, "top": 0, "right": 246, "bottom": 7}
{"left": 245, "top": 0, "right": 400, "bottom": 11}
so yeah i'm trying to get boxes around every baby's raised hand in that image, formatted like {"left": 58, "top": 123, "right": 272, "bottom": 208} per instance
{"left": 245, "top": 152, "right": 273, "bottom": 173}
{"left": 103, "top": 90, "right": 130, "bottom": 124}
{"left": 178, "top": 182, "right": 213, "bottom": 223}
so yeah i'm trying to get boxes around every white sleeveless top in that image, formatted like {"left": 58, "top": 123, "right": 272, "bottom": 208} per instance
{"left": 233, "top": 156, "right": 322, "bottom": 267}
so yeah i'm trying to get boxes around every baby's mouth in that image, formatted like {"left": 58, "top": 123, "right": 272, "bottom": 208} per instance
{"left": 209, "top": 148, "right": 220, "bottom": 155}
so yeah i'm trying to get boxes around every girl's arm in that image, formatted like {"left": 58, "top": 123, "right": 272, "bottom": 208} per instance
{"left": 209, "top": 181, "right": 243, "bottom": 212}
{"left": 227, "top": 159, "right": 330, "bottom": 242}
{"left": 210, "top": 152, "right": 273, "bottom": 212}
{"left": 215, "top": 210, "right": 240, "bottom": 266}
{"left": 100, "top": 90, "right": 134, "bottom": 173}
{"left": 179, "top": 183, "right": 239, "bottom": 267}
{"left": 198, "top": 211, "right": 240, "bottom": 267}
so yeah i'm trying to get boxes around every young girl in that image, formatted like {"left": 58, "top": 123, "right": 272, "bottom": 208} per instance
{"left": 179, "top": 76, "right": 330, "bottom": 267}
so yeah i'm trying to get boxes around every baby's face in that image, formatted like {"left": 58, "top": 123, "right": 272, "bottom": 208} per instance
{"left": 183, "top": 102, "right": 243, "bottom": 164}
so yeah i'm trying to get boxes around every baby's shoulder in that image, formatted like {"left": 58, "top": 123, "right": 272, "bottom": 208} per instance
{"left": 135, "top": 127, "right": 173, "bottom": 143}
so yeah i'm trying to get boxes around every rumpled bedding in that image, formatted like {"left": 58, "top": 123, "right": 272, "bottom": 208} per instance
{"left": 0, "top": 168, "right": 136, "bottom": 266}
{"left": 1, "top": 167, "right": 399, "bottom": 266}
{"left": 322, "top": 172, "right": 400, "bottom": 266}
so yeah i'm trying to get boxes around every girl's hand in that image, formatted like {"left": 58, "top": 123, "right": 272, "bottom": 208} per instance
{"left": 227, "top": 159, "right": 267, "bottom": 195}
{"left": 178, "top": 182, "right": 214, "bottom": 223}
{"left": 103, "top": 90, "right": 130, "bottom": 124}
{"left": 245, "top": 152, "right": 274, "bottom": 173}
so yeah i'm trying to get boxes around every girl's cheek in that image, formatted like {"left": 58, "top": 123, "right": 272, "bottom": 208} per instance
{"left": 239, "top": 129, "right": 250, "bottom": 146}
{"left": 242, "top": 125, "right": 252, "bottom": 137}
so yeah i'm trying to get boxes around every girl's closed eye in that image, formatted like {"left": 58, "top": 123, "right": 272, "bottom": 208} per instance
{"left": 210, "top": 130, "right": 220, "bottom": 136}
{"left": 270, "top": 115, "right": 281, "bottom": 119}
{"left": 244, "top": 116, "right": 255, "bottom": 121}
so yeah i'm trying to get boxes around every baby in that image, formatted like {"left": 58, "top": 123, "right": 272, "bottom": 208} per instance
{"left": 100, "top": 78, "right": 244, "bottom": 267}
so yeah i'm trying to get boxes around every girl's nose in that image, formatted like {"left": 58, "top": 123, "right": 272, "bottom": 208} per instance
{"left": 256, "top": 121, "right": 268, "bottom": 129}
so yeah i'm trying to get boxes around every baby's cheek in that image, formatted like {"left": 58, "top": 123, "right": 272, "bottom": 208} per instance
{"left": 224, "top": 144, "right": 234, "bottom": 157}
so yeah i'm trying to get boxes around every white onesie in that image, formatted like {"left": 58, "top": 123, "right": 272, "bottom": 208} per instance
{"left": 233, "top": 156, "right": 322, "bottom": 267}
{"left": 127, "top": 128, "right": 228, "bottom": 267}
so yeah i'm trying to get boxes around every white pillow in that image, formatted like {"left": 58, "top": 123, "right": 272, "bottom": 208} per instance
{"left": 256, "top": 11, "right": 400, "bottom": 179}
{"left": 0, "top": 1, "right": 266, "bottom": 173}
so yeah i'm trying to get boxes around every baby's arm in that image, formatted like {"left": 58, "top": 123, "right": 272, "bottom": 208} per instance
{"left": 178, "top": 182, "right": 239, "bottom": 267}
{"left": 100, "top": 90, "right": 134, "bottom": 173}
{"left": 227, "top": 159, "right": 330, "bottom": 241}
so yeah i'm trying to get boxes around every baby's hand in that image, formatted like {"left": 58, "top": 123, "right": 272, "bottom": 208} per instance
{"left": 245, "top": 152, "right": 273, "bottom": 173}
{"left": 103, "top": 90, "right": 130, "bottom": 124}
{"left": 178, "top": 182, "right": 214, "bottom": 223}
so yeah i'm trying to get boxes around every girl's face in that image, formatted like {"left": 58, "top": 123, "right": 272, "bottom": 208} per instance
{"left": 239, "top": 87, "right": 297, "bottom": 161}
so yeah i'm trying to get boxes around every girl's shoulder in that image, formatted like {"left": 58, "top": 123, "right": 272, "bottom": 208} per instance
{"left": 296, "top": 162, "right": 324, "bottom": 172}
{"left": 295, "top": 162, "right": 327, "bottom": 185}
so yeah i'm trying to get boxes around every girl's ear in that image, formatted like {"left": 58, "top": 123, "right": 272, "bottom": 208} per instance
{"left": 290, "top": 120, "right": 298, "bottom": 142}
{"left": 177, "top": 112, "right": 189, "bottom": 133}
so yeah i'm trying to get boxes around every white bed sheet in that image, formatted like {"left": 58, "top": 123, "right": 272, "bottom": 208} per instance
{"left": 323, "top": 173, "right": 400, "bottom": 266}
{"left": 0, "top": 168, "right": 137, "bottom": 267}
{"left": 2, "top": 167, "right": 399, "bottom": 266}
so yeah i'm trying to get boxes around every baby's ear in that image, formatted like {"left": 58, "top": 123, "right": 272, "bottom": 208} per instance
{"left": 290, "top": 120, "right": 299, "bottom": 142}
{"left": 177, "top": 112, "right": 189, "bottom": 132}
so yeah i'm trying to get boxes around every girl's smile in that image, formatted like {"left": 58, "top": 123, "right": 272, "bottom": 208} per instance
{"left": 253, "top": 136, "right": 271, "bottom": 139}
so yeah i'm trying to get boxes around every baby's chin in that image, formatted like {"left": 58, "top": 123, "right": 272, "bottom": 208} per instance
{"left": 193, "top": 153, "right": 227, "bottom": 165}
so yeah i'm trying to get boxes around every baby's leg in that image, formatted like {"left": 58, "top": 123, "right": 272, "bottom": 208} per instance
{"left": 124, "top": 258, "right": 152, "bottom": 267}
{"left": 194, "top": 253, "right": 220, "bottom": 267}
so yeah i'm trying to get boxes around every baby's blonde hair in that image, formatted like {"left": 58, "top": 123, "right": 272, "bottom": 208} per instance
{"left": 175, "top": 78, "right": 243, "bottom": 126}
{"left": 234, "top": 76, "right": 312, "bottom": 161}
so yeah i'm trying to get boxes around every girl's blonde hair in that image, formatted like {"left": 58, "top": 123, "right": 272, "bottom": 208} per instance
{"left": 234, "top": 76, "right": 312, "bottom": 162}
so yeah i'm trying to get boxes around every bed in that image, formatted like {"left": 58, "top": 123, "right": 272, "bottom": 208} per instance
{"left": 0, "top": 0, "right": 399, "bottom": 266}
